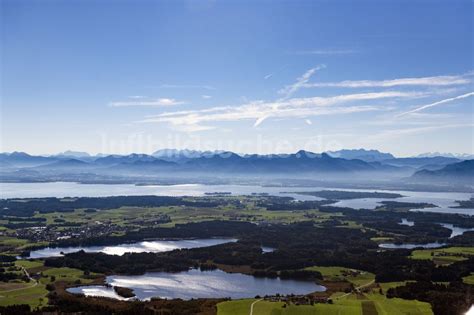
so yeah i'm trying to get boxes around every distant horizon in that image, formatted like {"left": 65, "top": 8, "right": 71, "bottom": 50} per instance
{"left": 1, "top": 147, "right": 473, "bottom": 159}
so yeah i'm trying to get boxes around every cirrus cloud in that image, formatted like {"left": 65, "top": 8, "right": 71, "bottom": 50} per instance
{"left": 138, "top": 91, "right": 424, "bottom": 131}
{"left": 303, "top": 73, "right": 472, "bottom": 89}
{"left": 109, "top": 98, "right": 185, "bottom": 107}
{"left": 397, "top": 92, "right": 474, "bottom": 117}
{"left": 278, "top": 65, "right": 326, "bottom": 99}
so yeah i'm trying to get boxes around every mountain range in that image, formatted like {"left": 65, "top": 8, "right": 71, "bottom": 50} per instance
{"left": 327, "top": 149, "right": 394, "bottom": 162}
{"left": 416, "top": 152, "right": 474, "bottom": 159}
{"left": 411, "top": 160, "right": 474, "bottom": 183}
{"left": 0, "top": 149, "right": 472, "bottom": 183}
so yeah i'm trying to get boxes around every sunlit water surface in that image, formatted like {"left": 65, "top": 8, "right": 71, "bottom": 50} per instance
{"left": 68, "top": 269, "right": 325, "bottom": 300}
{"left": 28, "top": 238, "right": 237, "bottom": 258}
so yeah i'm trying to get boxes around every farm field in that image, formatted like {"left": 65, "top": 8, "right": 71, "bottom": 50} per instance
{"left": 217, "top": 266, "right": 432, "bottom": 315}
{"left": 463, "top": 273, "right": 474, "bottom": 285}
{"left": 0, "top": 260, "right": 101, "bottom": 308}
{"left": 410, "top": 247, "right": 474, "bottom": 265}
{"left": 217, "top": 294, "right": 433, "bottom": 315}
{"left": 304, "top": 266, "right": 375, "bottom": 287}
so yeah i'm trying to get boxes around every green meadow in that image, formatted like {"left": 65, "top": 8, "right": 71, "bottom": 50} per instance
{"left": 410, "top": 247, "right": 474, "bottom": 265}
{"left": 217, "top": 293, "right": 433, "bottom": 315}
{"left": 0, "top": 260, "right": 101, "bottom": 309}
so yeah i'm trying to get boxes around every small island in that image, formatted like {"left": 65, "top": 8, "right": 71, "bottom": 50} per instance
{"left": 377, "top": 201, "right": 437, "bottom": 211}
{"left": 114, "top": 286, "right": 135, "bottom": 299}
{"left": 452, "top": 197, "right": 474, "bottom": 209}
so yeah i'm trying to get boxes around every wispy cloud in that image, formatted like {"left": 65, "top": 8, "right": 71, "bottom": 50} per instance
{"left": 292, "top": 49, "right": 358, "bottom": 55}
{"left": 397, "top": 92, "right": 474, "bottom": 116}
{"left": 168, "top": 123, "right": 215, "bottom": 132}
{"left": 303, "top": 74, "right": 472, "bottom": 89}
{"left": 264, "top": 73, "right": 274, "bottom": 80}
{"left": 139, "top": 91, "right": 422, "bottom": 131}
{"left": 159, "top": 84, "right": 216, "bottom": 90}
{"left": 264, "top": 65, "right": 288, "bottom": 80}
{"left": 109, "top": 98, "right": 185, "bottom": 107}
{"left": 278, "top": 65, "right": 326, "bottom": 99}
{"left": 201, "top": 95, "right": 212, "bottom": 99}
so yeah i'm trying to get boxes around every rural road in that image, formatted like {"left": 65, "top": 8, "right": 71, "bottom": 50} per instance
{"left": 0, "top": 266, "right": 37, "bottom": 295}
{"left": 249, "top": 298, "right": 263, "bottom": 315}
{"left": 246, "top": 278, "right": 376, "bottom": 314}
{"left": 335, "top": 279, "right": 375, "bottom": 300}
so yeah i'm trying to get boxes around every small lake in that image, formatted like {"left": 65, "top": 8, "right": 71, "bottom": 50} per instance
{"left": 399, "top": 218, "right": 415, "bottom": 226}
{"left": 397, "top": 220, "right": 473, "bottom": 238}
{"left": 68, "top": 269, "right": 325, "bottom": 300}
{"left": 1, "top": 182, "right": 472, "bottom": 215}
{"left": 261, "top": 246, "right": 276, "bottom": 253}
{"left": 379, "top": 242, "right": 446, "bottom": 249}
{"left": 28, "top": 238, "right": 237, "bottom": 259}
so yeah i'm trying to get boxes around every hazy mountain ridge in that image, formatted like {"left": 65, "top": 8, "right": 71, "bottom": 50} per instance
{"left": 52, "top": 150, "right": 92, "bottom": 158}
{"left": 379, "top": 156, "right": 461, "bottom": 169}
{"left": 30, "top": 158, "right": 93, "bottom": 170}
{"left": 416, "top": 152, "right": 474, "bottom": 159}
{"left": 412, "top": 159, "right": 474, "bottom": 182}
{"left": 152, "top": 149, "right": 226, "bottom": 163}
{"left": 1, "top": 150, "right": 472, "bottom": 181}
{"left": 327, "top": 149, "right": 394, "bottom": 162}
{"left": 0, "top": 152, "right": 57, "bottom": 167}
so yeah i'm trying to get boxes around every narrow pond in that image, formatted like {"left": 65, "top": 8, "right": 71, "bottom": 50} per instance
{"left": 68, "top": 269, "right": 325, "bottom": 300}
{"left": 378, "top": 242, "right": 446, "bottom": 249}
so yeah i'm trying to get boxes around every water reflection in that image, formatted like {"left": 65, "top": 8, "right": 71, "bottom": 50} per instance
{"left": 29, "top": 238, "right": 237, "bottom": 259}
{"left": 261, "top": 246, "right": 276, "bottom": 253}
{"left": 68, "top": 269, "right": 325, "bottom": 300}
{"left": 68, "top": 285, "right": 130, "bottom": 300}
{"left": 439, "top": 223, "right": 474, "bottom": 238}
{"left": 399, "top": 218, "right": 414, "bottom": 226}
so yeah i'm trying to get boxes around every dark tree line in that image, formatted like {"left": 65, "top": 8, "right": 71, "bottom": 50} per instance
{"left": 387, "top": 281, "right": 473, "bottom": 315}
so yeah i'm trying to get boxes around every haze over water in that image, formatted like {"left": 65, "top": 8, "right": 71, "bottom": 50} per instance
{"left": 2, "top": 182, "right": 472, "bottom": 215}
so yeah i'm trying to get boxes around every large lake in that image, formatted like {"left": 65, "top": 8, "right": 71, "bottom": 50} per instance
{"left": 1, "top": 182, "right": 472, "bottom": 215}
{"left": 28, "top": 238, "right": 237, "bottom": 259}
{"left": 68, "top": 269, "right": 325, "bottom": 300}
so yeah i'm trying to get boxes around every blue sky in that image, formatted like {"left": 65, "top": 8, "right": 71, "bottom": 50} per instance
{"left": 1, "top": 0, "right": 473, "bottom": 156}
